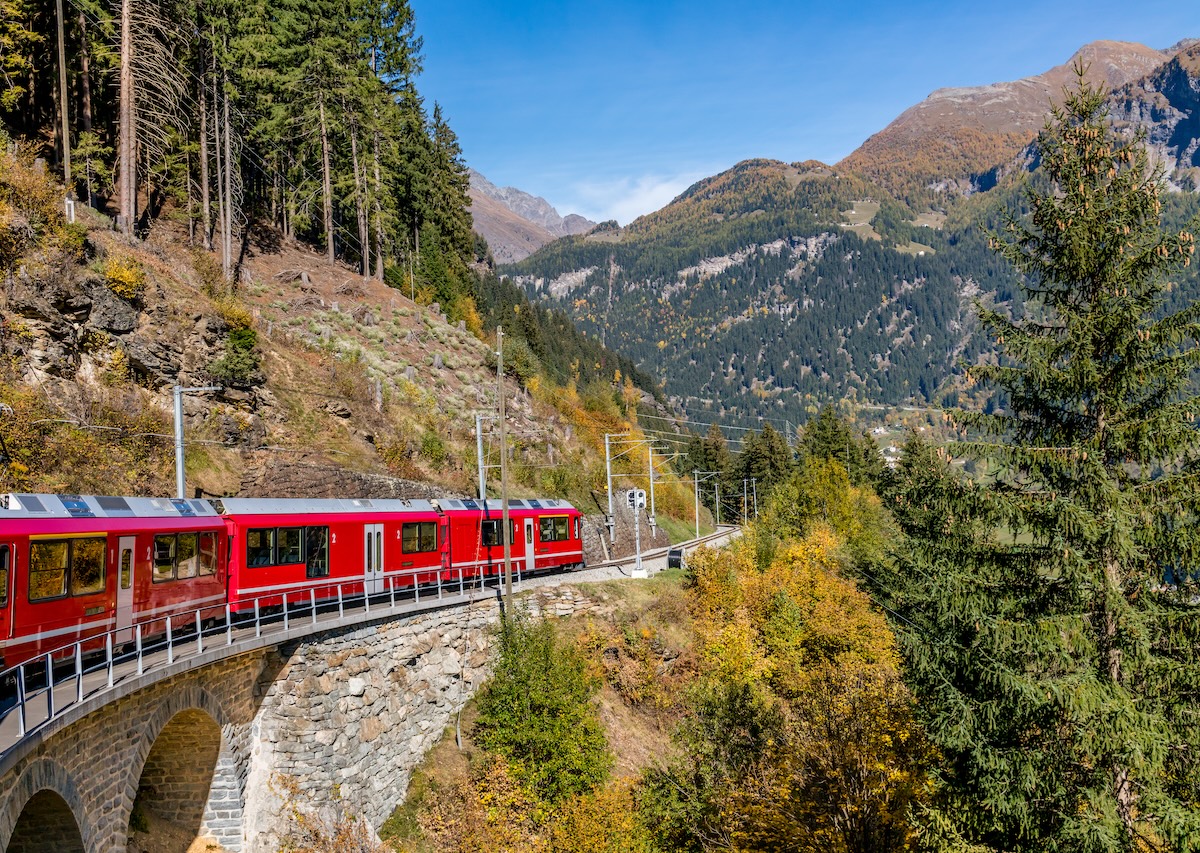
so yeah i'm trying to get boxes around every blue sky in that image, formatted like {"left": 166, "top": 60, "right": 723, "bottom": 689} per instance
{"left": 410, "top": 1, "right": 1194, "bottom": 224}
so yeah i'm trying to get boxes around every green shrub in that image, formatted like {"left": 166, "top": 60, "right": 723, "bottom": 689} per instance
{"left": 473, "top": 611, "right": 612, "bottom": 804}
{"left": 207, "top": 327, "right": 260, "bottom": 387}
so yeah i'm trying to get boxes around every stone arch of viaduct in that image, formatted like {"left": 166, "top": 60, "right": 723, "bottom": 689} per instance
{"left": 0, "top": 584, "right": 611, "bottom": 853}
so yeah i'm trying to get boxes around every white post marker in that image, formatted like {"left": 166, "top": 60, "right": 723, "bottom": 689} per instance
{"left": 629, "top": 488, "right": 648, "bottom": 578}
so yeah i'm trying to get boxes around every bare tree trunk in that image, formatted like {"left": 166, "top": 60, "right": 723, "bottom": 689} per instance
{"left": 118, "top": 0, "right": 134, "bottom": 238}
{"left": 372, "top": 129, "right": 384, "bottom": 279}
{"left": 185, "top": 142, "right": 194, "bottom": 244}
{"left": 222, "top": 67, "right": 233, "bottom": 281}
{"left": 213, "top": 86, "right": 226, "bottom": 274}
{"left": 78, "top": 12, "right": 92, "bottom": 132}
{"left": 318, "top": 95, "right": 335, "bottom": 264}
{"left": 348, "top": 118, "right": 368, "bottom": 277}
{"left": 199, "top": 59, "right": 211, "bottom": 250}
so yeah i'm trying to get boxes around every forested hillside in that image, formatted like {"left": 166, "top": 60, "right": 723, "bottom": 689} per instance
{"left": 505, "top": 159, "right": 1026, "bottom": 425}
{"left": 0, "top": 0, "right": 671, "bottom": 507}
{"left": 4, "top": 0, "right": 478, "bottom": 286}
{"left": 505, "top": 45, "right": 1200, "bottom": 428}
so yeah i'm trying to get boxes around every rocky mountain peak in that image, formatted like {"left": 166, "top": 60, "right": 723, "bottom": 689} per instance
{"left": 468, "top": 169, "right": 596, "bottom": 263}
{"left": 839, "top": 39, "right": 1176, "bottom": 202}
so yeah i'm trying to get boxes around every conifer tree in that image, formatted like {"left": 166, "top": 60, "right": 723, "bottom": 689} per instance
{"left": 885, "top": 67, "right": 1200, "bottom": 852}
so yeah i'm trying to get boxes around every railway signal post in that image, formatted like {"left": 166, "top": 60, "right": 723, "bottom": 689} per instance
{"left": 628, "top": 488, "right": 647, "bottom": 578}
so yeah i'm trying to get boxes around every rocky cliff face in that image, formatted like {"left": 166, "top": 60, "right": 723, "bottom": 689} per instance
{"left": 1110, "top": 42, "right": 1200, "bottom": 188}
{"left": 468, "top": 169, "right": 595, "bottom": 263}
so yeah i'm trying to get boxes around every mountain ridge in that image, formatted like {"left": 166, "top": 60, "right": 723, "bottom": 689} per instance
{"left": 503, "top": 36, "right": 1200, "bottom": 427}
{"left": 468, "top": 169, "right": 595, "bottom": 263}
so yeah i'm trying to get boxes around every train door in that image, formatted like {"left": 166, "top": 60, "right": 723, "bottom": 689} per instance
{"left": 438, "top": 518, "right": 451, "bottom": 578}
{"left": 115, "top": 536, "right": 135, "bottom": 642}
{"left": 523, "top": 518, "right": 536, "bottom": 576}
{"left": 0, "top": 543, "right": 11, "bottom": 643}
{"left": 364, "top": 524, "right": 384, "bottom": 594}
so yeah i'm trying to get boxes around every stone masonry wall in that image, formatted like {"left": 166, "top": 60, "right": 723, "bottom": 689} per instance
{"left": 0, "top": 652, "right": 281, "bottom": 853}
{"left": 0, "top": 583, "right": 615, "bottom": 853}
{"left": 242, "top": 583, "right": 616, "bottom": 851}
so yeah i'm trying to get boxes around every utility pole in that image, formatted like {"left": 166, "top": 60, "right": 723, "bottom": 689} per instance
{"left": 475, "top": 414, "right": 490, "bottom": 501}
{"left": 603, "top": 432, "right": 628, "bottom": 546}
{"left": 752, "top": 478, "right": 758, "bottom": 520}
{"left": 497, "top": 328, "right": 512, "bottom": 610}
{"left": 692, "top": 470, "right": 720, "bottom": 538}
{"left": 743, "top": 479, "right": 749, "bottom": 525}
{"left": 715, "top": 483, "right": 721, "bottom": 526}
{"left": 647, "top": 443, "right": 656, "bottom": 539}
{"left": 173, "top": 385, "right": 220, "bottom": 499}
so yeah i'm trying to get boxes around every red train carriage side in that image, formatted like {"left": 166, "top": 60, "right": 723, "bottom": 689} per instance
{"left": 217, "top": 498, "right": 446, "bottom": 611}
{"left": 0, "top": 494, "right": 226, "bottom": 670}
{"left": 434, "top": 498, "right": 584, "bottom": 582}
{"left": 526, "top": 500, "right": 584, "bottom": 572}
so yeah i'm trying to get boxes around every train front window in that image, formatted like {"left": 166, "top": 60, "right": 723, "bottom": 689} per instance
{"left": 29, "top": 541, "right": 68, "bottom": 600}
{"left": 154, "top": 535, "right": 177, "bottom": 582}
{"left": 0, "top": 544, "right": 9, "bottom": 604}
{"left": 247, "top": 529, "right": 275, "bottom": 567}
{"left": 198, "top": 532, "right": 218, "bottom": 576}
{"left": 70, "top": 537, "right": 106, "bottom": 596}
{"left": 305, "top": 527, "right": 329, "bottom": 578}
{"left": 278, "top": 528, "right": 304, "bottom": 564}
{"left": 539, "top": 516, "right": 569, "bottom": 542}
{"left": 176, "top": 533, "right": 199, "bottom": 579}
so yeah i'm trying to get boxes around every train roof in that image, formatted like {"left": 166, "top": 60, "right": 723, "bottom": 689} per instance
{"left": 434, "top": 498, "right": 577, "bottom": 513}
{"left": 213, "top": 497, "right": 438, "bottom": 515}
{"left": 0, "top": 494, "right": 219, "bottom": 519}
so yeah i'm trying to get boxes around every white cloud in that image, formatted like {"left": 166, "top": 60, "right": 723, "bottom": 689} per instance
{"left": 564, "top": 171, "right": 710, "bottom": 225}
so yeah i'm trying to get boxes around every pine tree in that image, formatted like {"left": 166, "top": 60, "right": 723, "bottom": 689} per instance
{"left": 885, "top": 67, "right": 1200, "bottom": 852}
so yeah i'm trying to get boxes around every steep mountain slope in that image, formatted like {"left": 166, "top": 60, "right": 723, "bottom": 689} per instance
{"left": 469, "top": 169, "right": 595, "bottom": 263}
{"left": 507, "top": 159, "right": 993, "bottom": 426}
{"left": 506, "top": 40, "right": 1200, "bottom": 428}
{"left": 840, "top": 40, "right": 1172, "bottom": 203}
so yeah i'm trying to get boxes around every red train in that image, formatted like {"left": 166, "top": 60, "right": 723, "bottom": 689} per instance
{"left": 0, "top": 493, "right": 584, "bottom": 671}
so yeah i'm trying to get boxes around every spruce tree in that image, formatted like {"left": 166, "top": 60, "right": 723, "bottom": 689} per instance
{"left": 886, "top": 68, "right": 1200, "bottom": 852}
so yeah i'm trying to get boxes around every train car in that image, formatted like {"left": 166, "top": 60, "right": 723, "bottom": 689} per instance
{"left": 216, "top": 498, "right": 448, "bottom": 611}
{"left": 0, "top": 493, "right": 226, "bottom": 670}
{"left": 434, "top": 498, "right": 584, "bottom": 582}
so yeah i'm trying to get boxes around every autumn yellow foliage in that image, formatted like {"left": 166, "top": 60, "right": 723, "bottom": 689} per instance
{"left": 660, "top": 526, "right": 933, "bottom": 853}
{"left": 103, "top": 254, "right": 146, "bottom": 301}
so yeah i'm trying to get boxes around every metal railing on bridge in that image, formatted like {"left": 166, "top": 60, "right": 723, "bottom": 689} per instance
{"left": 0, "top": 563, "right": 523, "bottom": 761}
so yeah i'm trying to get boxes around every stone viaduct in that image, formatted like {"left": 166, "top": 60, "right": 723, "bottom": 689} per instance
{"left": 0, "top": 583, "right": 615, "bottom": 853}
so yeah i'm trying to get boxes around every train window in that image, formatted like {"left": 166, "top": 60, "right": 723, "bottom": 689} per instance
{"left": 402, "top": 522, "right": 438, "bottom": 554}
{"left": 481, "top": 520, "right": 506, "bottom": 547}
{"left": 526, "top": 523, "right": 533, "bottom": 544}
{"left": 198, "top": 532, "right": 218, "bottom": 576}
{"left": 154, "top": 535, "right": 177, "bottom": 582}
{"left": 278, "top": 528, "right": 304, "bottom": 564}
{"left": 176, "top": 533, "right": 199, "bottom": 579}
{"left": 305, "top": 527, "right": 330, "bottom": 578}
{"left": 539, "top": 516, "right": 570, "bottom": 543}
{"left": 70, "top": 538, "right": 106, "bottom": 596}
{"left": 247, "top": 529, "right": 275, "bottom": 567}
{"left": 574, "top": 517, "right": 580, "bottom": 540}
{"left": 0, "top": 544, "right": 9, "bottom": 604}
{"left": 29, "top": 541, "right": 69, "bottom": 600}
{"left": 120, "top": 548, "right": 132, "bottom": 590}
